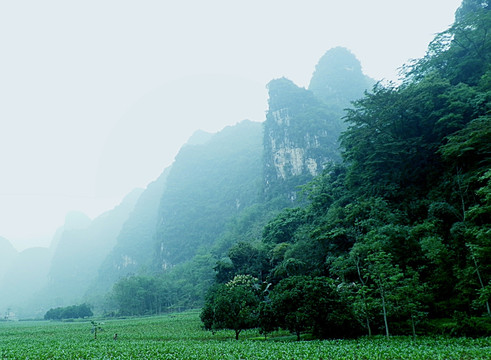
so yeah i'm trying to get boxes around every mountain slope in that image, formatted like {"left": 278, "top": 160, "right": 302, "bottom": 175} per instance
{"left": 155, "top": 120, "right": 263, "bottom": 269}
{"left": 0, "top": 237, "right": 17, "bottom": 282}
{"left": 0, "top": 247, "right": 50, "bottom": 318}
{"left": 309, "top": 47, "right": 375, "bottom": 110}
{"left": 263, "top": 77, "right": 342, "bottom": 199}
{"left": 87, "top": 170, "right": 169, "bottom": 298}
{"left": 31, "top": 190, "right": 141, "bottom": 312}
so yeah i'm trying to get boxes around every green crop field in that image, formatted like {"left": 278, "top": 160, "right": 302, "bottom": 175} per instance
{"left": 0, "top": 311, "right": 490, "bottom": 359}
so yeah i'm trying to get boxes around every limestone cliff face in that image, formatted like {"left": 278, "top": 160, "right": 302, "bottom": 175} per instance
{"left": 267, "top": 111, "right": 330, "bottom": 179}
{"left": 263, "top": 48, "right": 374, "bottom": 199}
{"left": 263, "top": 78, "right": 341, "bottom": 198}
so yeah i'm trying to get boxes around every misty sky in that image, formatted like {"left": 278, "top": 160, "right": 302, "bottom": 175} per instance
{"left": 1, "top": 0, "right": 462, "bottom": 251}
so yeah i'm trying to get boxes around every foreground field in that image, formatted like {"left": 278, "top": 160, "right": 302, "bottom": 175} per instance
{"left": 0, "top": 311, "right": 490, "bottom": 359}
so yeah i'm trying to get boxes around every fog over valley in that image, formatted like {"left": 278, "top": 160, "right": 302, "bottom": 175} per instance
{"left": 1, "top": 0, "right": 461, "bottom": 251}
{"left": 3, "top": 1, "right": 488, "bottom": 341}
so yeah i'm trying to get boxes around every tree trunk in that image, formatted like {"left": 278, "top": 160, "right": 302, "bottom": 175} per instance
{"left": 411, "top": 314, "right": 416, "bottom": 340}
{"left": 356, "top": 257, "right": 372, "bottom": 337}
{"left": 235, "top": 329, "right": 240, "bottom": 340}
{"left": 472, "top": 253, "right": 491, "bottom": 316}
{"left": 366, "top": 316, "right": 372, "bottom": 337}
{"left": 380, "top": 288, "right": 389, "bottom": 339}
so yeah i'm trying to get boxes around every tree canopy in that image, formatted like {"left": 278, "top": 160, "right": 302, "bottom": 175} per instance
{"left": 201, "top": 3, "right": 491, "bottom": 339}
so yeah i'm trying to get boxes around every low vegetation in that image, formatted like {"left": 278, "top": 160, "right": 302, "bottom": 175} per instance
{"left": 0, "top": 312, "right": 490, "bottom": 359}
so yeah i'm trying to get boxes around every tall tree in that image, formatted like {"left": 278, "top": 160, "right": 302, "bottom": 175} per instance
{"left": 200, "top": 275, "right": 260, "bottom": 340}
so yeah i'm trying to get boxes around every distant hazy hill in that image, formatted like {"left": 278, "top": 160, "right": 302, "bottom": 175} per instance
{"left": 0, "top": 237, "right": 17, "bottom": 280}
{"left": 309, "top": 47, "right": 375, "bottom": 111}
{"left": 86, "top": 169, "right": 169, "bottom": 299}
{"left": 4, "top": 191, "right": 140, "bottom": 317}
{"left": 0, "top": 247, "right": 50, "bottom": 318}
{"left": 0, "top": 47, "right": 377, "bottom": 318}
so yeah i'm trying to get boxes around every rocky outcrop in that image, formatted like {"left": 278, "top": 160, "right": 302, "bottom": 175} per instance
{"left": 263, "top": 78, "right": 341, "bottom": 198}
{"left": 263, "top": 48, "right": 375, "bottom": 199}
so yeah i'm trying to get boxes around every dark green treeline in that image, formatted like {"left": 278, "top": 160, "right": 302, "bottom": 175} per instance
{"left": 201, "top": 1, "right": 491, "bottom": 339}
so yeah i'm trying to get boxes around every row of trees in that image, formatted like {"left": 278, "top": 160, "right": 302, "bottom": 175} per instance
{"left": 202, "top": 0, "right": 491, "bottom": 339}
{"left": 44, "top": 303, "right": 93, "bottom": 320}
{"left": 201, "top": 275, "right": 358, "bottom": 340}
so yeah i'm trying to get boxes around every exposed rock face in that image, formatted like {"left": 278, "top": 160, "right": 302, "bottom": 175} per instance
{"left": 269, "top": 129, "right": 329, "bottom": 179}
{"left": 263, "top": 48, "right": 375, "bottom": 199}
{"left": 263, "top": 78, "right": 341, "bottom": 198}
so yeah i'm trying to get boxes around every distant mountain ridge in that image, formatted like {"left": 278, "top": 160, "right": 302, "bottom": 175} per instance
{"left": 309, "top": 47, "right": 375, "bottom": 109}
{"left": 0, "top": 191, "right": 141, "bottom": 318}
{"left": 0, "top": 236, "right": 17, "bottom": 276}
{"left": 0, "top": 47, "right": 374, "bottom": 318}
{"left": 86, "top": 169, "right": 169, "bottom": 299}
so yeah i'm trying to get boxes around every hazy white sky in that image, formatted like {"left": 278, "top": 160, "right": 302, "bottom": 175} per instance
{"left": 1, "top": 0, "right": 462, "bottom": 251}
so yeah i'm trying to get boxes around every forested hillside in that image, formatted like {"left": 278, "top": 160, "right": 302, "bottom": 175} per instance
{"left": 154, "top": 120, "right": 264, "bottom": 269}
{"left": 105, "top": 48, "right": 373, "bottom": 316}
{"left": 100, "top": 121, "right": 260, "bottom": 314}
{"left": 4, "top": 2, "right": 487, "bottom": 331}
{"left": 202, "top": 1, "right": 491, "bottom": 339}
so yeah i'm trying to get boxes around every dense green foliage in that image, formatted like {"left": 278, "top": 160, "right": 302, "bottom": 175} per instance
{"left": 44, "top": 303, "right": 93, "bottom": 320}
{"left": 268, "top": 276, "right": 358, "bottom": 340}
{"left": 1, "top": 312, "right": 490, "bottom": 359}
{"left": 108, "top": 254, "right": 217, "bottom": 316}
{"left": 201, "top": 275, "right": 261, "bottom": 340}
{"left": 202, "top": 3, "right": 491, "bottom": 340}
